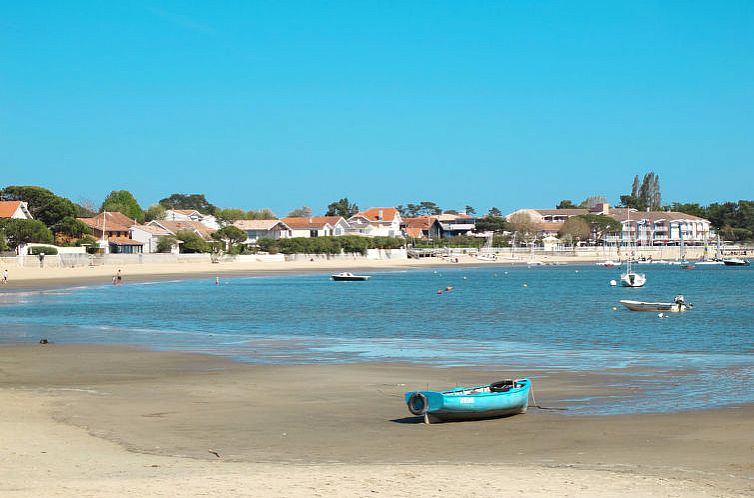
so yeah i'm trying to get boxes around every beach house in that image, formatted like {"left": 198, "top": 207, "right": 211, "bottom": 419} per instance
{"left": 347, "top": 208, "right": 402, "bottom": 237}
{"left": 232, "top": 219, "right": 292, "bottom": 244}
{"left": 146, "top": 220, "right": 216, "bottom": 241}
{"left": 434, "top": 213, "right": 477, "bottom": 237}
{"left": 130, "top": 224, "right": 178, "bottom": 253}
{"left": 77, "top": 212, "right": 144, "bottom": 254}
{"left": 0, "top": 200, "right": 33, "bottom": 220}
{"left": 280, "top": 216, "right": 350, "bottom": 238}
{"left": 402, "top": 217, "right": 442, "bottom": 239}
{"left": 607, "top": 208, "right": 713, "bottom": 246}
{"left": 164, "top": 209, "right": 220, "bottom": 230}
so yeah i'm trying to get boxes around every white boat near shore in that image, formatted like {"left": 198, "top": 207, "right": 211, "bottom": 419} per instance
{"left": 620, "top": 295, "right": 693, "bottom": 312}
{"left": 331, "top": 272, "right": 370, "bottom": 281}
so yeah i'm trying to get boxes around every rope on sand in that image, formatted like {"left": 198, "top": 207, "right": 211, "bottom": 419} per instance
{"left": 530, "top": 384, "right": 568, "bottom": 411}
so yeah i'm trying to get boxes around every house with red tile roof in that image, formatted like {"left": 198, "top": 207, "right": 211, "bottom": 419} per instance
{"left": 232, "top": 220, "right": 292, "bottom": 244}
{"left": 347, "top": 208, "right": 402, "bottom": 237}
{"left": 130, "top": 223, "right": 178, "bottom": 253}
{"left": 401, "top": 216, "right": 442, "bottom": 239}
{"left": 76, "top": 212, "right": 143, "bottom": 253}
{"left": 506, "top": 204, "right": 712, "bottom": 246}
{"left": 281, "top": 216, "right": 349, "bottom": 238}
{"left": 0, "top": 200, "right": 33, "bottom": 220}
{"left": 147, "top": 220, "right": 216, "bottom": 241}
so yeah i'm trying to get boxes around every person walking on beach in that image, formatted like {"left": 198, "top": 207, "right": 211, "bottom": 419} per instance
{"left": 116, "top": 269, "right": 123, "bottom": 285}
{"left": 2, "top": 269, "right": 7, "bottom": 284}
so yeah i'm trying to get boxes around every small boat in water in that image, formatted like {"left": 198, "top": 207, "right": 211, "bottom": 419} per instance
{"left": 405, "top": 378, "right": 531, "bottom": 424}
{"left": 597, "top": 260, "right": 620, "bottom": 267}
{"left": 723, "top": 258, "right": 750, "bottom": 266}
{"left": 331, "top": 272, "right": 370, "bottom": 281}
{"left": 619, "top": 295, "right": 693, "bottom": 312}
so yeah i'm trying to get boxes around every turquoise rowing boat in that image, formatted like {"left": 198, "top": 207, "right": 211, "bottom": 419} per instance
{"left": 404, "top": 378, "right": 531, "bottom": 424}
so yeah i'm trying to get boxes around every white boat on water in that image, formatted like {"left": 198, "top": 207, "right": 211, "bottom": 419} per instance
{"left": 331, "top": 272, "right": 370, "bottom": 281}
{"left": 620, "top": 295, "right": 693, "bottom": 312}
{"left": 620, "top": 211, "right": 646, "bottom": 287}
{"left": 723, "top": 258, "right": 750, "bottom": 266}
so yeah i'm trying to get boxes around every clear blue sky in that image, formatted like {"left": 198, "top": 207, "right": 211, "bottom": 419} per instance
{"left": 2, "top": 1, "right": 753, "bottom": 215}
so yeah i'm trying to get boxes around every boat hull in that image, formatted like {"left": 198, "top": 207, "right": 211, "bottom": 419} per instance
{"left": 620, "top": 272, "right": 646, "bottom": 287}
{"left": 723, "top": 259, "right": 750, "bottom": 266}
{"left": 405, "top": 379, "right": 531, "bottom": 422}
{"left": 331, "top": 275, "right": 370, "bottom": 281}
{"left": 619, "top": 300, "right": 690, "bottom": 312}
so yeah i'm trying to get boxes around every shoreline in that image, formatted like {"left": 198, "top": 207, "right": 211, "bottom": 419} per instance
{"left": 1, "top": 343, "right": 752, "bottom": 497}
{"left": 1, "top": 255, "right": 599, "bottom": 290}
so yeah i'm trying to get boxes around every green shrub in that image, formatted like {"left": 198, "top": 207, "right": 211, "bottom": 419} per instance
{"left": 28, "top": 245, "right": 58, "bottom": 255}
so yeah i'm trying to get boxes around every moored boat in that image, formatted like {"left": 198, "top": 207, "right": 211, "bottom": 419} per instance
{"left": 331, "top": 272, "right": 370, "bottom": 281}
{"left": 597, "top": 260, "right": 620, "bottom": 267}
{"left": 405, "top": 378, "right": 531, "bottom": 424}
{"left": 619, "top": 295, "right": 693, "bottom": 312}
{"left": 723, "top": 258, "right": 750, "bottom": 266}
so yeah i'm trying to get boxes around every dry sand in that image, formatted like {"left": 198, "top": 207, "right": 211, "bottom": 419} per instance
{"left": 1, "top": 344, "right": 751, "bottom": 497}
{"left": 1, "top": 254, "right": 591, "bottom": 289}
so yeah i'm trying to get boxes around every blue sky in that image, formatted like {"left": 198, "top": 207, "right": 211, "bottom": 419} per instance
{"left": 2, "top": 1, "right": 753, "bottom": 215}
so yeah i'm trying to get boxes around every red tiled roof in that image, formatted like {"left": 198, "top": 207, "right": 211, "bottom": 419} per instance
{"left": 77, "top": 212, "right": 136, "bottom": 232}
{"left": 0, "top": 201, "right": 22, "bottom": 218}
{"left": 108, "top": 236, "right": 143, "bottom": 246}
{"left": 609, "top": 209, "right": 708, "bottom": 223}
{"left": 281, "top": 216, "right": 344, "bottom": 230}
{"left": 151, "top": 220, "right": 216, "bottom": 239}
{"left": 232, "top": 219, "right": 289, "bottom": 231}
{"left": 402, "top": 216, "right": 434, "bottom": 229}
{"left": 534, "top": 209, "right": 589, "bottom": 216}
{"left": 352, "top": 207, "right": 399, "bottom": 222}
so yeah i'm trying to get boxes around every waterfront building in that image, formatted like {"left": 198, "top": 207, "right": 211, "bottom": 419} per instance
{"left": 280, "top": 216, "right": 350, "bottom": 238}
{"left": 0, "top": 200, "right": 34, "bottom": 220}
{"left": 347, "top": 208, "right": 402, "bottom": 237}
{"left": 232, "top": 219, "right": 292, "bottom": 245}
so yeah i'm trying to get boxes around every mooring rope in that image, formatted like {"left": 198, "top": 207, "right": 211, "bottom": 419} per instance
{"left": 530, "top": 383, "right": 568, "bottom": 411}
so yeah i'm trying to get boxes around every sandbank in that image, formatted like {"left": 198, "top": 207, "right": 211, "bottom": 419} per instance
{"left": 1, "top": 344, "right": 751, "bottom": 497}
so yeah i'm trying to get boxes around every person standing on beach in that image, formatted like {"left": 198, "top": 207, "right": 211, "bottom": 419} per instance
{"left": 2, "top": 269, "right": 7, "bottom": 284}
{"left": 116, "top": 269, "right": 123, "bottom": 285}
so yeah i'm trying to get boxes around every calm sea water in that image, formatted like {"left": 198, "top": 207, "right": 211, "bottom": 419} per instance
{"left": 1, "top": 264, "right": 752, "bottom": 415}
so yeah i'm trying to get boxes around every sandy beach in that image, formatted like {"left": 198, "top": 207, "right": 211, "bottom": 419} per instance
{"left": 1, "top": 344, "right": 751, "bottom": 497}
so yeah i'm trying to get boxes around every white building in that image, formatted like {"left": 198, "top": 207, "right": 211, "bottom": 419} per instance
{"left": 347, "top": 208, "right": 402, "bottom": 237}
{"left": 608, "top": 208, "right": 713, "bottom": 246}
{"left": 0, "top": 201, "right": 33, "bottom": 220}
{"left": 280, "top": 216, "right": 350, "bottom": 238}
{"left": 164, "top": 209, "right": 220, "bottom": 230}
{"left": 233, "top": 220, "right": 292, "bottom": 244}
{"left": 130, "top": 224, "right": 178, "bottom": 253}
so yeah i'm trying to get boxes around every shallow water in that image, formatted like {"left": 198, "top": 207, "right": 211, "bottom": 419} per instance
{"left": 1, "top": 264, "right": 752, "bottom": 415}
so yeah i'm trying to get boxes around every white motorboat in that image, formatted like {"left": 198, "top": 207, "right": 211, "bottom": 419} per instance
{"left": 723, "top": 258, "right": 750, "bottom": 266}
{"left": 620, "top": 295, "right": 693, "bottom": 312}
{"left": 331, "top": 272, "right": 370, "bottom": 281}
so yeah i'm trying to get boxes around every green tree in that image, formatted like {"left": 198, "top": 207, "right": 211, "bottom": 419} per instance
{"left": 464, "top": 205, "right": 476, "bottom": 216}
{"left": 52, "top": 217, "right": 91, "bottom": 238}
{"left": 0, "top": 186, "right": 78, "bottom": 226}
{"left": 247, "top": 209, "right": 277, "bottom": 220}
{"left": 159, "top": 193, "right": 217, "bottom": 214}
{"left": 144, "top": 204, "right": 166, "bottom": 222}
{"left": 156, "top": 236, "right": 178, "bottom": 253}
{"left": 578, "top": 214, "right": 622, "bottom": 242}
{"left": 0, "top": 219, "right": 54, "bottom": 248}
{"left": 556, "top": 199, "right": 578, "bottom": 209}
{"left": 175, "top": 230, "right": 210, "bottom": 253}
{"left": 326, "top": 198, "right": 359, "bottom": 218}
{"left": 101, "top": 190, "right": 144, "bottom": 223}
{"left": 212, "top": 225, "right": 247, "bottom": 251}
{"left": 417, "top": 201, "right": 441, "bottom": 216}
{"left": 558, "top": 217, "right": 590, "bottom": 242}
{"left": 474, "top": 215, "right": 510, "bottom": 234}
{"left": 488, "top": 207, "right": 503, "bottom": 217}
{"left": 215, "top": 208, "right": 247, "bottom": 223}
{"left": 287, "top": 206, "right": 312, "bottom": 217}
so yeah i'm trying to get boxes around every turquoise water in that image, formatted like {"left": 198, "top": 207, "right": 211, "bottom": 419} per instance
{"left": 1, "top": 264, "right": 752, "bottom": 415}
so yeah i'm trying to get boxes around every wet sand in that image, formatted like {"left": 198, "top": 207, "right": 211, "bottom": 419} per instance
{"left": 1, "top": 344, "right": 751, "bottom": 497}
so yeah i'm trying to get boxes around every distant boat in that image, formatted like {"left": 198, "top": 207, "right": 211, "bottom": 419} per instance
{"left": 331, "top": 272, "right": 370, "bottom": 281}
{"left": 723, "top": 258, "right": 750, "bottom": 266}
{"left": 405, "top": 379, "right": 531, "bottom": 424}
{"left": 597, "top": 260, "right": 621, "bottom": 267}
{"left": 620, "top": 295, "right": 693, "bottom": 312}
{"left": 696, "top": 235, "right": 725, "bottom": 266}
{"left": 476, "top": 234, "right": 497, "bottom": 261}
{"left": 620, "top": 210, "right": 646, "bottom": 287}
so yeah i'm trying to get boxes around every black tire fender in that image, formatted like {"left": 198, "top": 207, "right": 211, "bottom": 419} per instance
{"left": 407, "top": 392, "right": 429, "bottom": 415}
